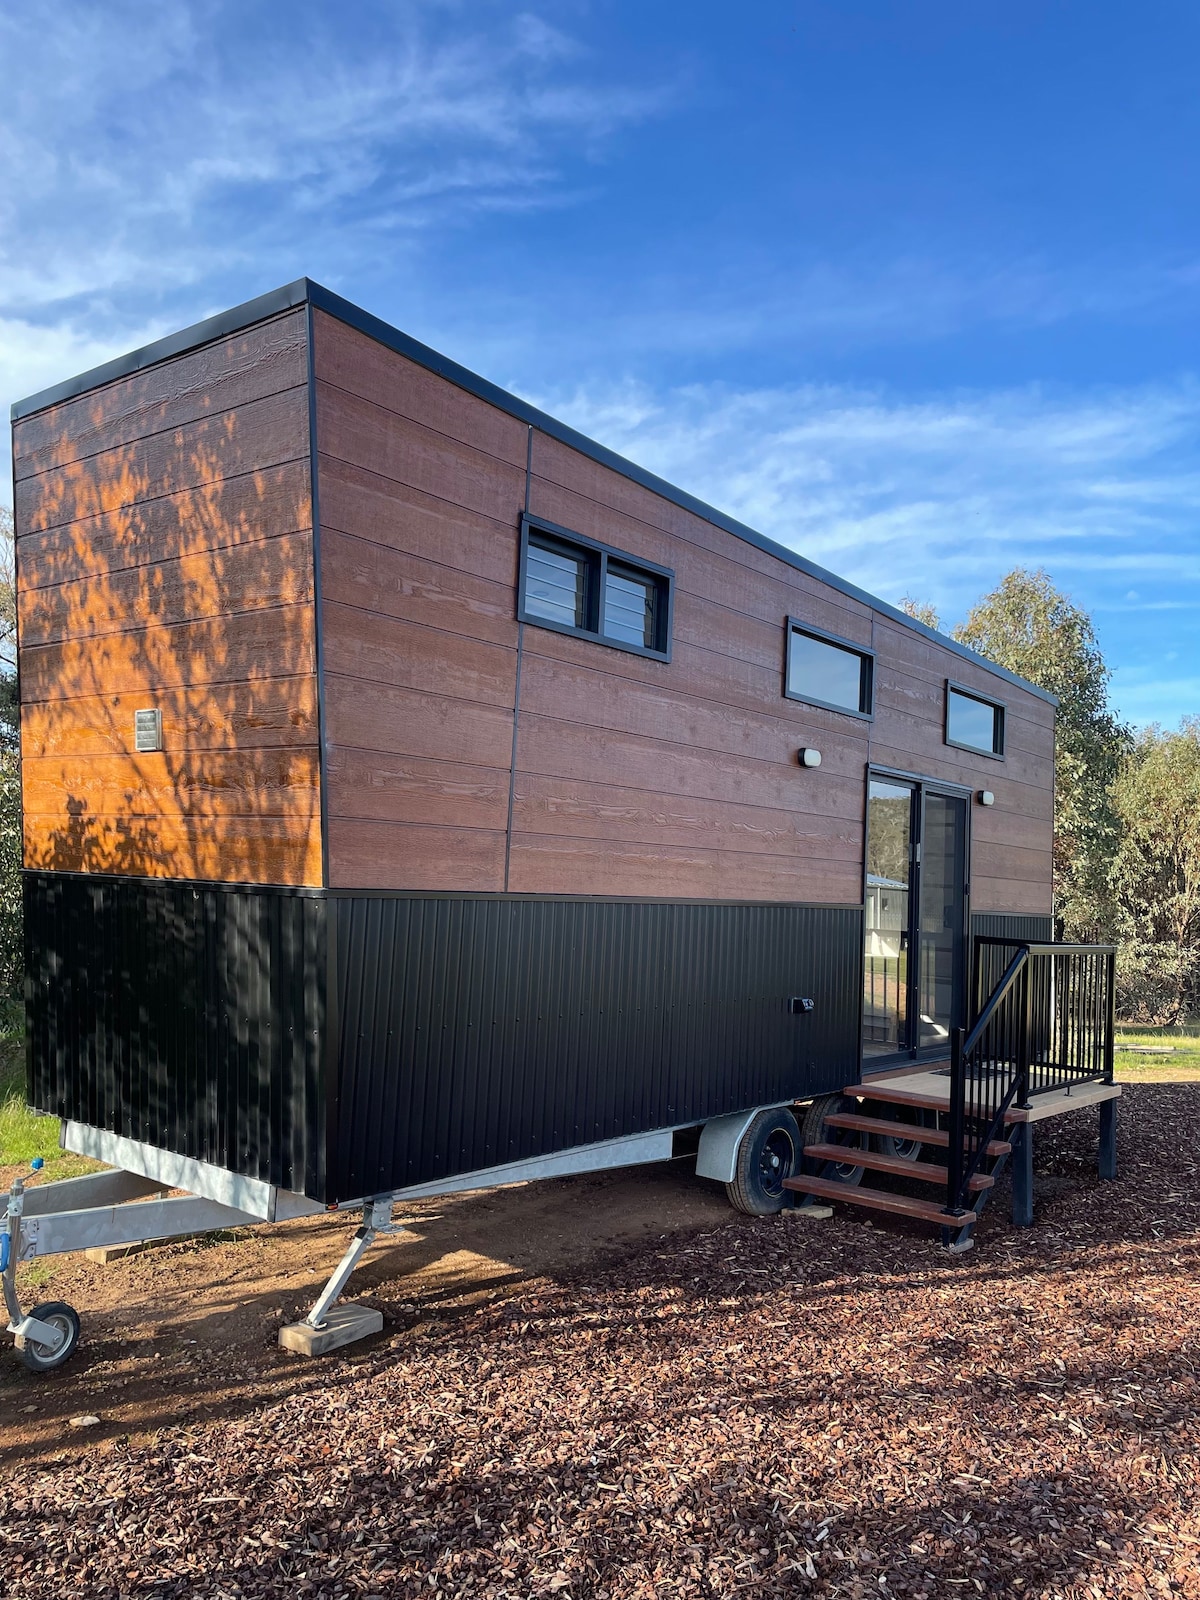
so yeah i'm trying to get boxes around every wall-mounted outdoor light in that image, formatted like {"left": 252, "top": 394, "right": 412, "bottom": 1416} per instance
{"left": 977, "top": 789, "right": 995, "bottom": 807}
{"left": 797, "top": 747, "right": 822, "bottom": 768}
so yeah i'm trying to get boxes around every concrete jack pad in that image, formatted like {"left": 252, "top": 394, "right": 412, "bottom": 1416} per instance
{"left": 279, "top": 1302, "right": 384, "bottom": 1356}
{"left": 787, "top": 1204, "right": 833, "bottom": 1220}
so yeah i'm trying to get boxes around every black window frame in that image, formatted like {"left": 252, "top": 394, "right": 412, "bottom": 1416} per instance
{"left": 944, "top": 680, "right": 1006, "bottom": 760}
{"left": 783, "top": 617, "right": 875, "bottom": 720}
{"left": 517, "top": 512, "right": 674, "bottom": 662}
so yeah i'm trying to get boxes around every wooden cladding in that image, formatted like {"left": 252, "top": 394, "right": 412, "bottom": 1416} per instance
{"left": 310, "top": 308, "right": 1054, "bottom": 912}
{"left": 14, "top": 294, "right": 1054, "bottom": 914}
{"left": 14, "top": 308, "right": 323, "bottom": 888}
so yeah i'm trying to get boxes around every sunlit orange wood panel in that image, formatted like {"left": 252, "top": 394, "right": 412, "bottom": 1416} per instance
{"left": 13, "top": 308, "right": 323, "bottom": 887}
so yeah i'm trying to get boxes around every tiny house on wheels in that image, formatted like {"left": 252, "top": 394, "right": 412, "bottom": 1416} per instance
{"left": 3, "top": 281, "right": 1117, "bottom": 1368}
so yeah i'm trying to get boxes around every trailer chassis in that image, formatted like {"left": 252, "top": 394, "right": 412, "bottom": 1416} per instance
{"left": 2, "top": 1102, "right": 806, "bottom": 1372}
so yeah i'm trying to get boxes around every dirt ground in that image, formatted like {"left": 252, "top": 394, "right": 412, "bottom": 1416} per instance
{"left": 0, "top": 1154, "right": 734, "bottom": 1466}
{"left": 3, "top": 1083, "right": 1200, "bottom": 1599}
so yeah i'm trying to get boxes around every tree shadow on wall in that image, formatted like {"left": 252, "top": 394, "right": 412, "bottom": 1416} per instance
{"left": 16, "top": 311, "right": 325, "bottom": 1194}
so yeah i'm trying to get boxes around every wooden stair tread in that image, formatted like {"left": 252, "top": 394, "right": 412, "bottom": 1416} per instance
{"left": 802, "top": 1143, "right": 994, "bottom": 1190}
{"left": 822, "top": 1111, "right": 1011, "bottom": 1159}
{"left": 842, "top": 1082, "right": 952, "bottom": 1113}
{"left": 784, "top": 1175, "right": 977, "bottom": 1225}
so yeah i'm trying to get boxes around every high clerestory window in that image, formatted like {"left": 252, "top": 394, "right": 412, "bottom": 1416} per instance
{"left": 518, "top": 513, "right": 673, "bottom": 661}
{"left": 784, "top": 619, "right": 875, "bottom": 719}
{"left": 945, "top": 682, "right": 1006, "bottom": 758}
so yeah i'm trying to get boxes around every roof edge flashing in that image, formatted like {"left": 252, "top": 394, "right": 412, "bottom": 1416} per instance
{"left": 9, "top": 276, "right": 1057, "bottom": 708}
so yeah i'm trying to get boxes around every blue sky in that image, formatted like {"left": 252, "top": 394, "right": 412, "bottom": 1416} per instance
{"left": 2, "top": 0, "right": 1197, "bottom": 728}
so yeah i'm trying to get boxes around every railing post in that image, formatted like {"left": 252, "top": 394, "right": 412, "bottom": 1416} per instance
{"left": 946, "top": 1026, "right": 965, "bottom": 1215}
{"left": 1105, "top": 948, "right": 1116, "bottom": 1084}
{"left": 1017, "top": 957, "right": 1033, "bottom": 1109}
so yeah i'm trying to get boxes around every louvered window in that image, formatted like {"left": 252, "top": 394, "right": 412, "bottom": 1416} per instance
{"left": 518, "top": 515, "right": 673, "bottom": 661}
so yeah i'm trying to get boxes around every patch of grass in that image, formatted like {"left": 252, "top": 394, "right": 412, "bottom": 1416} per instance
{"left": 1114, "top": 1021, "right": 1200, "bottom": 1081}
{"left": 0, "top": 1000, "right": 69, "bottom": 1171}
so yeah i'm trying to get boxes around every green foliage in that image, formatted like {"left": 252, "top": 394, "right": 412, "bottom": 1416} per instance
{"left": 953, "top": 568, "right": 1129, "bottom": 942}
{"left": 1109, "top": 720, "right": 1200, "bottom": 1024}
{"left": 898, "top": 595, "right": 942, "bottom": 631}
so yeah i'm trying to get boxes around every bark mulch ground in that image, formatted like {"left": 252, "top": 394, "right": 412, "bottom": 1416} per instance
{"left": 3, "top": 1082, "right": 1200, "bottom": 1599}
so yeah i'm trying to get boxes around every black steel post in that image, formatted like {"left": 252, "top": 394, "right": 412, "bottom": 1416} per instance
{"left": 946, "top": 1026, "right": 965, "bottom": 1214}
{"left": 1105, "top": 949, "right": 1116, "bottom": 1084}
{"left": 1099, "top": 1098, "right": 1117, "bottom": 1180}
{"left": 1011, "top": 1121, "right": 1034, "bottom": 1226}
{"left": 1017, "top": 958, "right": 1033, "bottom": 1109}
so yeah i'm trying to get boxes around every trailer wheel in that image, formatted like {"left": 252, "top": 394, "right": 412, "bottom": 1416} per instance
{"left": 796, "top": 1093, "right": 865, "bottom": 1186}
{"left": 726, "top": 1108, "right": 801, "bottom": 1215}
{"left": 866, "top": 1101, "right": 936, "bottom": 1162}
{"left": 16, "top": 1302, "right": 81, "bottom": 1373}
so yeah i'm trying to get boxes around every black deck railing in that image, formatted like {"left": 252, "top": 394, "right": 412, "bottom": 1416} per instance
{"left": 945, "top": 939, "right": 1115, "bottom": 1216}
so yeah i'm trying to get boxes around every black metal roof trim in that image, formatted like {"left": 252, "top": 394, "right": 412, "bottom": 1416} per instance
{"left": 11, "top": 276, "right": 1056, "bottom": 707}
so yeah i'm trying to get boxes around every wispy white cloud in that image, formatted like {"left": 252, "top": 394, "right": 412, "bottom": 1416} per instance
{"left": 0, "top": 0, "right": 674, "bottom": 483}
{"left": 0, "top": 2, "right": 670, "bottom": 318}
{"left": 528, "top": 373, "right": 1200, "bottom": 725}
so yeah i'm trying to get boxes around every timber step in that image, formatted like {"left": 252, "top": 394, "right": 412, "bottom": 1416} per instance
{"left": 822, "top": 1111, "right": 1012, "bottom": 1160}
{"left": 801, "top": 1143, "right": 995, "bottom": 1191}
{"left": 783, "top": 1174, "right": 977, "bottom": 1226}
{"left": 841, "top": 1082, "right": 954, "bottom": 1114}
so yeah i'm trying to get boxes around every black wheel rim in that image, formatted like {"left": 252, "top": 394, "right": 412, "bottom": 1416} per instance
{"left": 758, "top": 1130, "right": 794, "bottom": 1199}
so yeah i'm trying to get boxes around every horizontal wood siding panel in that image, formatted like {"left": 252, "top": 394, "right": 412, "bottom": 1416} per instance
{"left": 21, "top": 679, "right": 319, "bottom": 759}
{"left": 971, "top": 876, "right": 1054, "bottom": 916}
{"left": 20, "top": 529, "right": 314, "bottom": 648}
{"left": 508, "top": 833, "right": 861, "bottom": 903}
{"left": 313, "top": 339, "right": 524, "bottom": 892}
{"left": 529, "top": 473, "right": 874, "bottom": 648}
{"left": 23, "top": 749, "right": 320, "bottom": 820}
{"left": 321, "top": 603, "right": 516, "bottom": 707}
{"left": 319, "top": 527, "right": 518, "bottom": 649}
{"left": 516, "top": 715, "right": 863, "bottom": 818}
{"left": 326, "top": 750, "right": 510, "bottom": 832}
{"left": 14, "top": 314, "right": 321, "bottom": 887}
{"left": 531, "top": 431, "right": 874, "bottom": 622}
{"left": 971, "top": 840, "right": 1055, "bottom": 885}
{"left": 21, "top": 604, "right": 316, "bottom": 703}
{"left": 512, "top": 772, "right": 861, "bottom": 859}
{"left": 323, "top": 676, "right": 515, "bottom": 769}
{"left": 518, "top": 651, "right": 870, "bottom": 774}
{"left": 16, "top": 310, "right": 308, "bottom": 481}
{"left": 310, "top": 308, "right": 1053, "bottom": 906}
{"left": 312, "top": 311, "right": 529, "bottom": 467}
{"left": 316, "top": 455, "right": 519, "bottom": 587}
{"left": 315, "top": 383, "right": 526, "bottom": 528}
{"left": 328, "top": 821, "right": 507, "bottom": 892}
{"left": 23, "top": 812, "right": 323, "bottom": 886}
{"left": 16, "top": 384, "right": 310, "bottom": 536}
{"left": 16, "top": 459, "right": 312, "bottom": 585}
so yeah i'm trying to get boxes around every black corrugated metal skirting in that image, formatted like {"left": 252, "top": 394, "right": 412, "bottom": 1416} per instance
{"left": 26, "top": 872, "right": 863, "bottom": 1203}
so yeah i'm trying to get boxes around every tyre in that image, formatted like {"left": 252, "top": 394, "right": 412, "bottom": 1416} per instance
{"left": 866, "top": 1101, "right": 937, "bottom": 1163}
{"left": 16, "top": 1302, "right": 81, "bottom": 1373}
{"left": 796, "top": 1092, "right": 865, "bottom": 1187}
{"left": 725, "top": 1108, "right": 802, "bottom": 1215}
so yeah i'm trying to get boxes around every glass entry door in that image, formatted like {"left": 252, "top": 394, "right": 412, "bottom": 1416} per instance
{"left": 863, "top": 777, "right": 968, "bottom": 1063}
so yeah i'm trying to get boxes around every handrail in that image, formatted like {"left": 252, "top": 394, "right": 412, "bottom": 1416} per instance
{"left": 946, "top": 938, "right": 1116, "bottom": 1218}
{"left": 975, "top": 937, "right": 1117, "bottom": 958}
{"left": 961, "top": 948, "right": 1029, "bottom": 1057}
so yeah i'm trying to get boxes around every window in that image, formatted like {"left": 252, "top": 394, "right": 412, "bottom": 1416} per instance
{"left": 525, "top": 537, "right": 590, "bottom": 630}
{"left": 518, "top": 514, "right": 673, "bottom": 660}
{"left": 945, "top": 682, "right": 1005, "bottom": 757}
{"left": 784, "top": 620, "right": 874, "bottom": 718}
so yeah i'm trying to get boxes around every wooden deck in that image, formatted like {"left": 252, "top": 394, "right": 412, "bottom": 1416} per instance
{"left": 855, "top": 1063, "right": 1122, "bottom": 1124}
